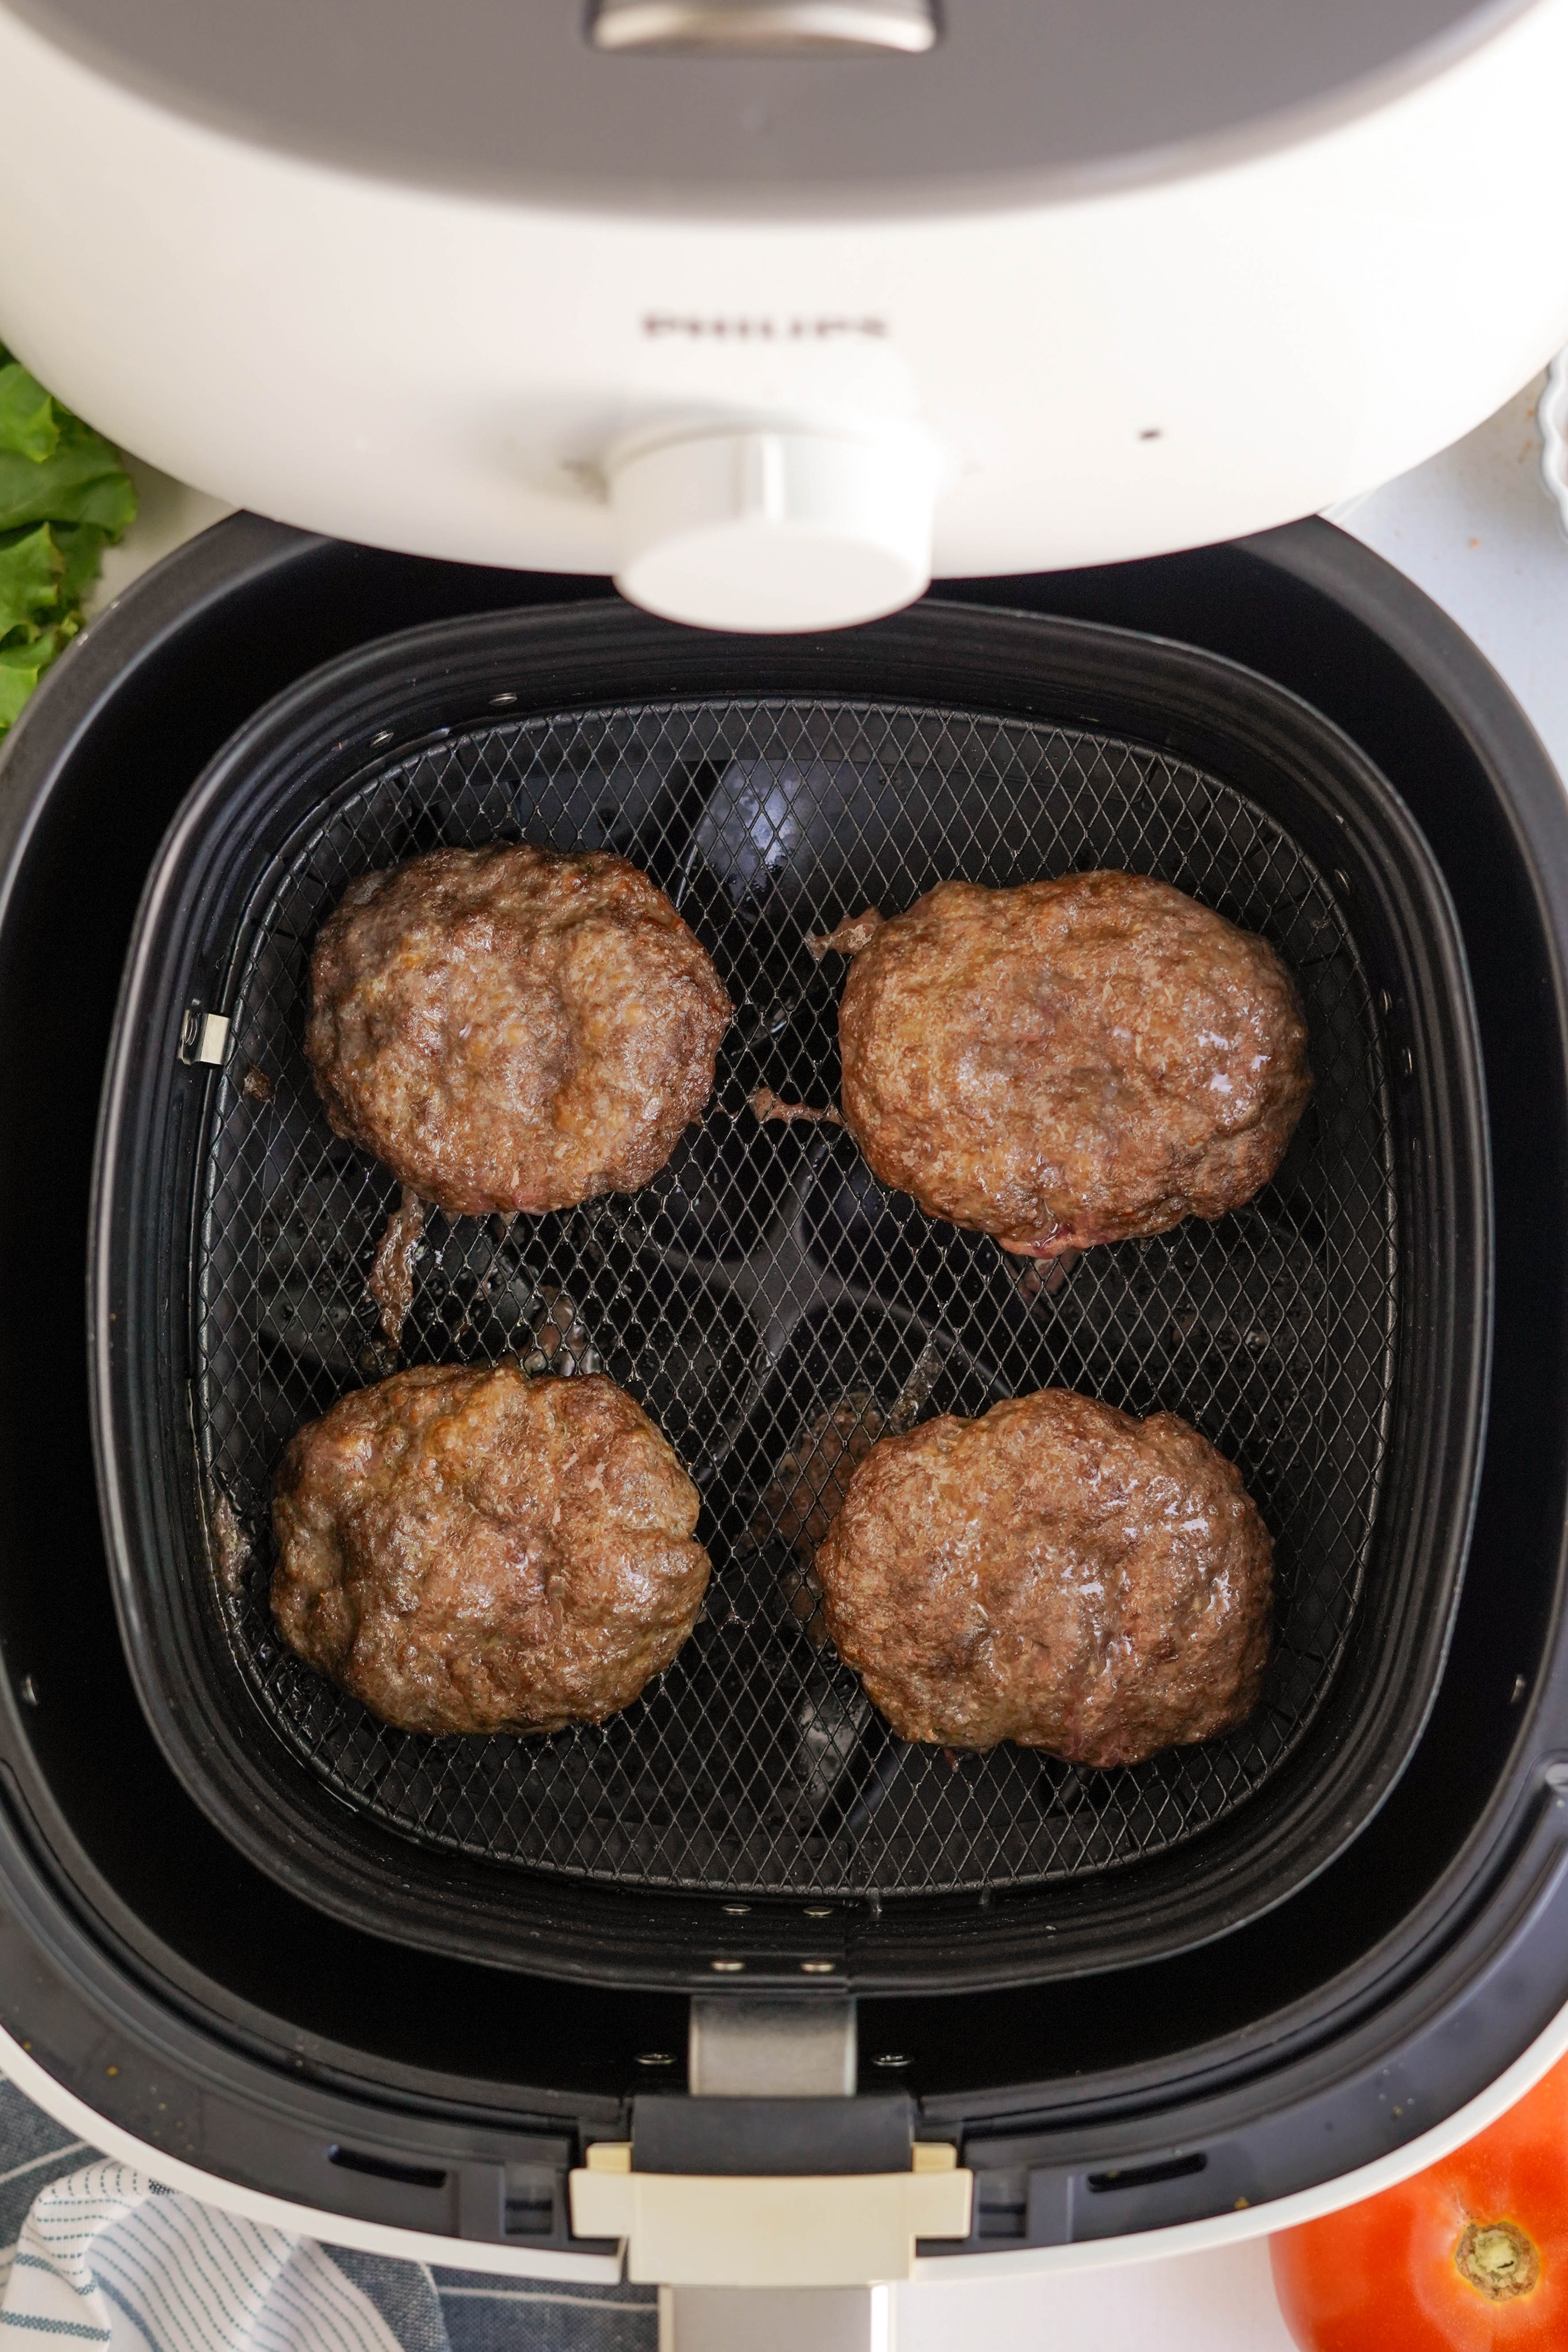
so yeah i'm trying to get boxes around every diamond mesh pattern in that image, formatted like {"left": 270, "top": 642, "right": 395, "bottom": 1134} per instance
{"left": 193, "top": 697, "right": 1396, "bottom": 1894}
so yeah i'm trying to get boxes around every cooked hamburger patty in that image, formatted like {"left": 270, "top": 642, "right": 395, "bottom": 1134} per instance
{"left": 306, "top": 844, "right": 731, "bottom": 1217}
{"left": 271, "top": 1363, "right": 709, "bottom": 1735}
{"left": 828, "top": 870, "right": 1311, "bottom": 1254}
{"left": 815, "top": 1387, "right": 1272, "bottom": 1765}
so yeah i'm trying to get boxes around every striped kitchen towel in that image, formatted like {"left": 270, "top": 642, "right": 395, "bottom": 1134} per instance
{"left": 0, "top": 2160, "right": 407, "bottom": 2350}
{"left": 0, "top": 2142, "right": 656, "bottom": 2351}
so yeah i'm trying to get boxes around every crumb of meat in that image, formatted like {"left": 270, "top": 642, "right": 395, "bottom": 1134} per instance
{"left": 209, "top": 1487, "right": 251, "bottom": 1596}
{"left": 761, "top": 1343, "right": 945, "bottom": 1643}
{"left": 808, "top": 908, "right": 884, "bottom": 960}
{"left": 749, "top": 1088, "right": 844, "bottom": 1127}
{"left": 758, "top": 1393, "right": 888, "bottom": 1643}
{"left": 522, "top": 1284, "right": 600, "bottom": 1377}
{"left": 1014, "top": 1248, "right": 1082, "bottom": 1303}
{"left": 241, "top": 1063, "right": 274, "bottom": 1103}
{"left": 367, "top": 1186, "right": 424, "bottom": 1351}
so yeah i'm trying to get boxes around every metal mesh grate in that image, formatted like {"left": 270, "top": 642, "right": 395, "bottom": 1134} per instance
{"left": 194, "top": 697, "right": 1397, "bottom": 1895}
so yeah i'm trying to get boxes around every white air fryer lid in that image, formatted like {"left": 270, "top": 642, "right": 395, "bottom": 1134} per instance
{"left": 5, "top": 0, "right": 1532, "bottom": 213}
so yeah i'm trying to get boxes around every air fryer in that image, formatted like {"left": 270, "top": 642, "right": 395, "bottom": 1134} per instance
{"left": 0, "top": 514, "right": 1565, "bottom": 2280}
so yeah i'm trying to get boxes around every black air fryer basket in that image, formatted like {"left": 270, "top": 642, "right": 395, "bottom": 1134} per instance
{"left": 4, "top": 517, "right": 1568, "bottom": 2256}
{"left": 93, "top": 597, "right": 1487, "bottom": 1990}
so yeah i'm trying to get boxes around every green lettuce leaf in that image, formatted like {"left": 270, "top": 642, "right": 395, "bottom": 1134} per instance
{"left": 0, "top": 523, "right": 63, "bottom": 640}
{"left": 0, "top": 363, "right": 61, "bottom": 465}
{"left": 0, "top": 415, "right": 137, "bottom": 536}
{"left": 0, "top": 627, "right": 75, "bottom": 732}
{"left": 52, "top": 520, "right": 110, "bottom": 606}
{"left": 0, "top": 349, "right": 136, "bottom": 735}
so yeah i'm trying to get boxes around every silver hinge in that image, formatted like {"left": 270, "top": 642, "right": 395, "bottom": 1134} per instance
{"left": 689, "top": 1996, "right": 856, "bottom": 2096}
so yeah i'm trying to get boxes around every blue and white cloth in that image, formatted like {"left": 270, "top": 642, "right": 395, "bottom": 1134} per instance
{"left": 0, "top": 2082, "right": 654, "bottom": 2352}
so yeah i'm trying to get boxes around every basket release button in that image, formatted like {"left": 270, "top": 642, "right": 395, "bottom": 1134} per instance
{"left": 607, "top": 425, "right": 937, "bottom": 635}
{"left": 570, "top": 2141, "right": 969, "bottom": 2283}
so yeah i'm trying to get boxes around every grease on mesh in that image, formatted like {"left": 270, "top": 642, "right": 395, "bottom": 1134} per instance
{"left": 193, "top": 701, "right": 1396, "bottom": 1894}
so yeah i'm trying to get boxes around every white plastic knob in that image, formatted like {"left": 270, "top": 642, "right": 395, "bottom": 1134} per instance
{"left": 607, "top": 427, "right": 937, "bottom": 633}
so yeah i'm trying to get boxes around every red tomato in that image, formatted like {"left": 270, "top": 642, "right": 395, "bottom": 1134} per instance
{"left": 1270, "top": 2051, "right": 1568, "bottom": 2349}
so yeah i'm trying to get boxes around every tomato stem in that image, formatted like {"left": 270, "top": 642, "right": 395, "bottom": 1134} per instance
{"left": 1453, "top": 2220, "right": 1540, "bottom": 2302}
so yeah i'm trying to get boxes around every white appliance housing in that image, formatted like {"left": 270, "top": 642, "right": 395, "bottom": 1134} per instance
{"left": 1, "top": 0, "right": 1567, "bottom": 627}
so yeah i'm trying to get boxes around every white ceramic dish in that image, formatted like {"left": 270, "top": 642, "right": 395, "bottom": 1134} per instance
{"left": 1539, "top": 347, "right": 1568, "bottom": 545}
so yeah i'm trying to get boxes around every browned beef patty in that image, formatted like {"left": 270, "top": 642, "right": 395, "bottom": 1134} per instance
{"left": 815, "top": 1387, "right": 1272, "bottom": 1765}
{"left": 831, "top": 871, "right": 1311, "bottom": 1255}
{"left": 306, "top": 845, "right": 731, "bottom": 1217}
{"left": 271, "top": 1363, "right": 709, "bottom": 1734}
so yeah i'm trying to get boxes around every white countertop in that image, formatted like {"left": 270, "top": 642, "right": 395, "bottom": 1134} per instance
{"left": 1332, "top": 371, "right": 1568, "bottom": 780}
{"left": 83, "top": 380, "right": 1568, "bottom": 2352}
